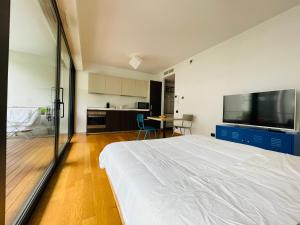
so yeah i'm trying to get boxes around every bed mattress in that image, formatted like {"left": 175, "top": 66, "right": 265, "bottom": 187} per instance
{"left": 99, "top": 135, "right": 300, "bottom": 225}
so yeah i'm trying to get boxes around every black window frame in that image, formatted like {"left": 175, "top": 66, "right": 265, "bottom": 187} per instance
{"left": 0, "top": 0, "right": 10, "bottom": 224}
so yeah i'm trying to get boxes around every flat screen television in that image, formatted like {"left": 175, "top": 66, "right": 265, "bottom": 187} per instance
{"left": 223, "top": 89, "right": 296, "bottom": 130}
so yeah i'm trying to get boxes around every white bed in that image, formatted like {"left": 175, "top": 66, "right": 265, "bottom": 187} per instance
{"left": 99, "top": 135, "right": 300, "bottom": 225}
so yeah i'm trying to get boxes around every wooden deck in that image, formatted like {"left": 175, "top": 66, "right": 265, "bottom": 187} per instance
{"left": 6, "top": 136, "right": 55, "bottom": 225}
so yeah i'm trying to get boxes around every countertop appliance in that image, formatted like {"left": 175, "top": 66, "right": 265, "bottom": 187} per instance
{"left": 136, "top": 102, "right": 149, "bottom": 109}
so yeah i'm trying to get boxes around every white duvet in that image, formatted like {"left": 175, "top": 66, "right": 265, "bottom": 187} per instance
{"left": 99, "top": 135, "right": 300, "bottom": 225}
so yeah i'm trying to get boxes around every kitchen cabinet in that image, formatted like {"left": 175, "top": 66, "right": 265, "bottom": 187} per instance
{"left": 88, "top": 74, "right": 122, "bottom": 95}
{"left": 134, "top": 80, "right": 148, "bottom": 98}
{"left": 106, "top": 110, "right": 150, "bottom": 132}
{"left": 87, "top": 109, "right": 150, "bottom": 133}
{"left": 88, "top": 73, "right": 106, "bottom": 94}
{"left": 106, "top": 110, "right": 121, "bottom": 132}
{"left": 105, "top": 76, "right": 122, "bottom": 95}
{"left": 121, "top": 79, "right": 135, "bottom": 96}
{"left": 88, "top": 73, "right": 149, "bottom": 98}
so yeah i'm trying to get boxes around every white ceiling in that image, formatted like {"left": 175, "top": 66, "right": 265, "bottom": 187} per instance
{"left": 57, "top": 0, "right": 83, "bottom": 70}
{"left": 63, "top": 1, "right": 300, "bottom": 74}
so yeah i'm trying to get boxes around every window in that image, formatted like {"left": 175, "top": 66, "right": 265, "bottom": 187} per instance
{"left": 58, "top": 35, "right": 71, "bottom": 155}
{"left": 6, "top": 1, "right": 58, "bottom": 224}
{"left": 0, "top": 0, "right": 75, "bottom": 224}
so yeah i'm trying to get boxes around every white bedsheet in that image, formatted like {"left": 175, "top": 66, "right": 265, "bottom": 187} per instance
{"left": 99, "top": 135, "right": 300, "bottom": 225}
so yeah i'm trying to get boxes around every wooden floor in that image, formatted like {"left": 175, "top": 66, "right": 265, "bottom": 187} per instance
{"left": 29, "top": 131, "right": 174, "bottom": 225}
{"left": 6, "top": 136, "right": 55, "bottom": 225}
{"left": 28, "top": 132, "right": 134, "bottom": 225}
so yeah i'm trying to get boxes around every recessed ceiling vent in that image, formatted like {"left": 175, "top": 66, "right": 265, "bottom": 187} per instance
{"left": 163, "top": 68, "right": 175, "bottom": 76}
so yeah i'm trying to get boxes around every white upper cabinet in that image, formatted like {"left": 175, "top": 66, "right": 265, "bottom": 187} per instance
{"left": 105, "top": 76, "right": 122, "bottom": 95}
{"left": 88, "top": 73, "right": 106, "bottom": 94}
{"left": 88, "top": 73, "right": 149, "bottom": 98}
{"left": 121, "top": 79, "right": 135, "bottom": 96}
{"left": 134, "top": 80, "right": 149, "bottom": 98}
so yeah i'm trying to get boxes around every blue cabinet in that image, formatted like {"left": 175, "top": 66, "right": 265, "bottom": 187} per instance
{"left": 216, "top": 125, "right": 300, "bottom": 155}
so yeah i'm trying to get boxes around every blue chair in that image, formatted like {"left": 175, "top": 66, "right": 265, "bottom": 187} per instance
{"left": 136, "top": 114, "right": 157, "bottom": 140}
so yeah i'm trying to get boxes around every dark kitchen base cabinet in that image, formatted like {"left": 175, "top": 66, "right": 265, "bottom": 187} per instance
{"left": 87, "top": 110, "right": 150, "bottom": 134}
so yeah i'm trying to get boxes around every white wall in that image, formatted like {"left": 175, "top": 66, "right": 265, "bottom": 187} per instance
{"left": 8, "top": 50, "right": 56, "bottom": 107}
{"left": 165, "top": 5, "right": 300, "bottom": 136}
{"left": 75, "top": 64, "right": 161, "bottom": 133}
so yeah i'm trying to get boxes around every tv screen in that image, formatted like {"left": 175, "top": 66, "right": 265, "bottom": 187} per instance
{"left": 223, "top": 89, "right": 296, "bottom": 130}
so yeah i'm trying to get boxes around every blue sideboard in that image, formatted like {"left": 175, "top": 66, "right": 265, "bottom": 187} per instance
{"left": 216, "top": 125, "right": 300, "bottom": 156}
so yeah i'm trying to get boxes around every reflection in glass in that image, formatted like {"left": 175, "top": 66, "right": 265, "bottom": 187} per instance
{"left": 6, "top": 0, "right": 57, "bottom": 224}
{"left": 58, "top": 36, "right": 70, "bottom": 155}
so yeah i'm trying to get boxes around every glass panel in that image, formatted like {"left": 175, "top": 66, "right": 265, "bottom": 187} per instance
{"left": 58, "top": 36, "right": 70, "bottom": 155}
{"left": 6, "top": 0, "right": 57, "bottom": 224}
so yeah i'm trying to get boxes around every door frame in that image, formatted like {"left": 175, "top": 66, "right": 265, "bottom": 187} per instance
{"left": 0, "top": 0, "right": 10, "bottom": 224}
{"left": 56, "top": 29, "right": 74, "bottom": 155}
{"left": 69, "top": 63, "right": 76, "bottom": 137}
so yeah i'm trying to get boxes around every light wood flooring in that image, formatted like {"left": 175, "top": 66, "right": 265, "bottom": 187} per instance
{"left": 29, "top": 131, "right": 175, "bottom": 225}
{"left": 28, "top": 132, "right": 134, "bottom": 225}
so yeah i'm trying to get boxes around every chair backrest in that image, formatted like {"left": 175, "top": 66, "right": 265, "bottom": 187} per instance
{"left": 182, "top": 114, "right": 193, "bottom": 121}
{"left": 182, "top": 114, "right": 193, "bottom": 128}
{"left": 136, "top": 113, "right": 145, "bottom": 130}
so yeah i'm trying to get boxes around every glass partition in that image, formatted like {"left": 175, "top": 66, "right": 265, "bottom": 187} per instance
{"left": 1, "top": 0, "right": 75, "bottom": 224}
{"left": 6, "top": 0, "right": 57, "bottom": 224}
{"left": 58, "top": 35, "right": 71, "bottom": 155}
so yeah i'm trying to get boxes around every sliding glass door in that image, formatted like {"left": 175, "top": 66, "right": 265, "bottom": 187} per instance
{"left": 0, "top": 0, "right": 76, "bottom": 224}
{"left": 58, "top": 35, "right": 71, "bottom": 155}
{"left": 6, "top": 0, "right": 58, "bottom": 224}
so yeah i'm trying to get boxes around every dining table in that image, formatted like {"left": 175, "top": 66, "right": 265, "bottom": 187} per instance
{"left": 147, "top": 116, "right": 174, "bottom": 138}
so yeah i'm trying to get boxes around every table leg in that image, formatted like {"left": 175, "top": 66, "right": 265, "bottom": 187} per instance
{"left": 163, "top": 121, "right": 166, "bottom": 138}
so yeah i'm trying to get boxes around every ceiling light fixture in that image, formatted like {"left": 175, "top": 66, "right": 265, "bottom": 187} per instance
{"left": 129, "top": 55, "right": 142, "bottom": 70}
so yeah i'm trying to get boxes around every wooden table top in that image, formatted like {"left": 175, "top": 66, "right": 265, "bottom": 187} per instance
{"left": 147, "top": 116, "right": 174, "bottom": 122}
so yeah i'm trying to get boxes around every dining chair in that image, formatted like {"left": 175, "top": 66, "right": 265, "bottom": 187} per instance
{"left": 172, "top": 114, "right": 193, "bottom": 135}
{"left": 136, "top": 114, "right": 157, "bottom": 140}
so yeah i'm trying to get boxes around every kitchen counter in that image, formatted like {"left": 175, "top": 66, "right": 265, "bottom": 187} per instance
{"left": 87, "top": 107, "right": 150, "bottom": 111}
{"left": 86, "top": 108, "right": 152, "bottom": 134}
